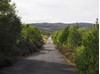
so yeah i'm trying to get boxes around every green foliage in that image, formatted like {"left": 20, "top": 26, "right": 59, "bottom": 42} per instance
{"left": 42, "top": 34, "right": 49, "bottom": 44}
{"left": 67, "top": 25, "right": 81, "bottom": 48}
{"left": 0, "top": 0, "right": 15, "bottom": 15}
{"left": 0, "top": 0, "right": 43, "bottom": 68}
{"left": 52, "top": 24, "right": 99, "bottom": 74}
{"left": 17, "top": 24, "right": 43, "bottom": 55}
{"left": 59, "top": 26, "right": 69, "bottom": 45}
{"left": 53, "top": 24, "right": 81, "bottom": 48}
{"left": 0, "top": 0, "right": 22, "bottom": 67}
{"left": 76, "top": 25, "right": 99, "bottom": 74}
{"left": 72, "top": 45, "right": 85, "bottom": 62}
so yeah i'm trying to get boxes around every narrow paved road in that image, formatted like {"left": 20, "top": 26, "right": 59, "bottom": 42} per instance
{"left": 0, "top": 37, "right": 76, "bottom": 74}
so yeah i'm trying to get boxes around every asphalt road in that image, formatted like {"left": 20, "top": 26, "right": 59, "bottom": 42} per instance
{"left": 0, "top": 37, "right": 76, "bottom": 74}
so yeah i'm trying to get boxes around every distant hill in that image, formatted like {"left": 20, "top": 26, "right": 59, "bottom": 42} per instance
{"left": 29, "top": 22, "right": 94, "bottom": 33}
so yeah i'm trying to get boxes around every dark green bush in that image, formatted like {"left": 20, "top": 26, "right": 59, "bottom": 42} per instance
{"left": 17, "top": 24, "right": 43, "bottom": 55}
{"left": 0, "top": 0, "right": 22, "bottom": 68}
{"left": 0, "top": 0, "right": 43, "bottom": 68}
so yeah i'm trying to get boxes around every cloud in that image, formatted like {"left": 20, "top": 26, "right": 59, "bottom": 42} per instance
{"left": 12, "top": 0, "right": 99, "bottom": 23}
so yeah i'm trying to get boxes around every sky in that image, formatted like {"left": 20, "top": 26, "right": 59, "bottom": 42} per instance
{"left": 12, "top": 0, "right": 99, "bottom": 23}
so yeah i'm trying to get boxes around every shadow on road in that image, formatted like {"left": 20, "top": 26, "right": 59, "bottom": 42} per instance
{"left": 0, "top": 37, "right": 76, "bottom": 74}
{"left": 0, "top": 58, "right": 76, "bottom": 74}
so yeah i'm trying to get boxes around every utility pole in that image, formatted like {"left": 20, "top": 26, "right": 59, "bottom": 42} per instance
{"left": 96, "top": 18, "right": 99, "bottom": 25}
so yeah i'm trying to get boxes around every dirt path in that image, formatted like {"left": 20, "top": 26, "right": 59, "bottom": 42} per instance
{"left": 0, "top": 37, "right": 76, "bottom": 74}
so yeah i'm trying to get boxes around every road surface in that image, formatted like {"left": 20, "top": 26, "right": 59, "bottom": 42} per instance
{"left": 0, "top": 37, "right": 76, "bottom": 74}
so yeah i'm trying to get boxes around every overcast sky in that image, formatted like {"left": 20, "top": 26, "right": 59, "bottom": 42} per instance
{"left": 12, "top": 0, "right": 99, "bottom": 23}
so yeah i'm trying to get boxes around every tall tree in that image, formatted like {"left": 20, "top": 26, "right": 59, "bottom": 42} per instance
{"left": 0, "top": 0, "right": 21, "bottom": 66}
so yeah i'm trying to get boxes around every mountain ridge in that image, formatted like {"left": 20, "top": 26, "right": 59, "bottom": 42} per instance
{"left": 28, "top": 22, "right": 94, "bottom": 33}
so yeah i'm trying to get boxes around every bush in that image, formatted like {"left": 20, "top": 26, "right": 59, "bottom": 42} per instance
{"left": 76, "top": 25, "right": 99, "bottom": 74}
{"left": 0, "top": 0, "right": 43, "bottom": 68}
{"left": 52, "top": 24, "right": 99, "bottom": 74}
{"left": 17, "top": 24, "right": 43, "bottom": 56}
{"left": 0, "top": 0, "right": 22, "bottom": 68}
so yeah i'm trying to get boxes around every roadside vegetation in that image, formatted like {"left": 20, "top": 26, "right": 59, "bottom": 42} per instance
{"left": 52, "top": 23, "right": 99, "bottom": 74}
{"left": 0, "top": 0, "right": 99, "bottom": 74}
{"left": 42, "top": 34, "right": 49, "bottom": 44}
{"left": 0, "top": 0, "right": 43, "bottom": 68}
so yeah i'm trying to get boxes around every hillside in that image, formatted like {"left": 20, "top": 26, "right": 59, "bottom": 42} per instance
{"left": 29, "top": 22, "right": 94, "bottom": 33}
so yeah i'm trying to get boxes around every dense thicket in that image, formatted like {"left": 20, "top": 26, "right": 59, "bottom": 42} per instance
{"left": 52, "top": 24, "right": 99, "bottom": 74}
{"left": 17, "top": 24, "right": 43, "bottom": 56}
{"left": 0, "top": 0, "right": 43, "bottom": 68}
{"left": 0, "top": 0, "right": 22, "bottom": 67}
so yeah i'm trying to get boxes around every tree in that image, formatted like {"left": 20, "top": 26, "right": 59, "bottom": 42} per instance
{"left": 17, "top": 25, "right": 43, "bottom": 55}
{"left": 59, "top": 26, "right": 69, "bottom": 45}
{"left": 67, "top": 25, "right": 80, "bottom": 48}
{"left": 0, "top": 0, "right": 21, "bottom": 67}
{"left": 76, "top": 25, "right": 99, "bottom": 74}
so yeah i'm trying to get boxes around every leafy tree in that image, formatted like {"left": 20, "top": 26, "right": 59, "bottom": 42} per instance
{"left": 0, "top": 0, "right": 21, "bottom": 67}
{"left": 67, "top": 25, "right": 80, "bottom": 48}
{"left": 76, "top": 24, "right": 99, "bottom": 74}
{"left": 59, "top": 26, "right": 69, "bottom": 45}
{"left": 17, "top": 24, "right": 43, "bottom": 55}
{"left": 52, "top": 24, "right": 99, "bottom": 74}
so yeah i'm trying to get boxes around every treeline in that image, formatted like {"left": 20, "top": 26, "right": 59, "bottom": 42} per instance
{"left": 0, "top": 0, "right": 43, "bottom": 68}
{"left": 52, "top": 23, "right": 99, "bottom": 74}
